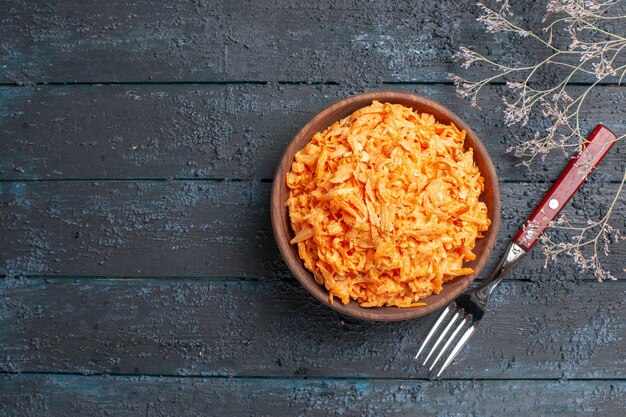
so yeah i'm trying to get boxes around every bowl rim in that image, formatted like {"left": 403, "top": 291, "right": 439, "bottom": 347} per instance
{"left": 271, "top": 90, "right": 501, "bottom": 321}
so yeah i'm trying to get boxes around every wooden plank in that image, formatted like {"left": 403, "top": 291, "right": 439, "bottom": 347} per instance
{"left": 1, "top": 277, "right": 624, "bottom": 378}
{"left": 0, "top": 181, "right": 623, "bottom": 279}
{"left": 1, "top": 0, "right": 609, "bottom": 85}
{"left": 0, "top": 180, "right": 269, "bottom": 278}
{"left": 0, "top": 84, "right": 624, "bottom": 182}
{"left": 1, "top": 375, "right": 625, "bottom": 417}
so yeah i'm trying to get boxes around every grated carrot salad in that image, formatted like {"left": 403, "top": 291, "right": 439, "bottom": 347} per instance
{"left": 286, "top": 101, "right": 490, "bottom": 308}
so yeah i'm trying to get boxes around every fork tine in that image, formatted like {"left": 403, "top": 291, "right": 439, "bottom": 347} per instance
{"left": 422, "top": 311, "right": 460, "bottom": 365}
{"left": 415, "top": 305, "right": 451, "bottom": 359}
{"left": 428, "top": 316, "right": 467, "bottom": 371}
{"left": 434, "top": 324, "right": 477, "bottom": 378}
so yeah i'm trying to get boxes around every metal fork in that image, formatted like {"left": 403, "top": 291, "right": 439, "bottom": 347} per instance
{"left": 415, "top": 124, "right": 617, "bottom": 378}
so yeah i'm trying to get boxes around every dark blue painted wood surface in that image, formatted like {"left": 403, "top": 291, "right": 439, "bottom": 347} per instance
{"left": 0, "top": 0, "right": 624, "bottom": 416}
{"left": 1, "top": 374, "right": 625, "bottom": 416}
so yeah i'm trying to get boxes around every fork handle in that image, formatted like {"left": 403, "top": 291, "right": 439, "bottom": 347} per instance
{"left": 513, "top": 125, "right": 618, "bottom": 252}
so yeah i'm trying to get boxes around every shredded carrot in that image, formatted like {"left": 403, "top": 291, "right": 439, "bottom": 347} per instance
{"left": 286, "top": 101, "right": 490, "bottom": 308}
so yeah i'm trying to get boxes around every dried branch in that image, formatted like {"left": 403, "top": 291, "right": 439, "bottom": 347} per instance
{"left": 451, "top": 0, "right": 625, "bottom": 279}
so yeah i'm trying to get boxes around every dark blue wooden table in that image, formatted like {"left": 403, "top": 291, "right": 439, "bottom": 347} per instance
{"left": 1, "top": 1, "right": 625, "bottom": 415}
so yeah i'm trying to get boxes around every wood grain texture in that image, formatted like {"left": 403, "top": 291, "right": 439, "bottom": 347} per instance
{"left": 1, "top": 84, "right": 624, "bottom": 182}
{"left": 1, "top": 277, "right": 624, "bottom": 378}
{"left": 1, "top": 181, "right": 623, "bottom": 279}
{"left": 1, "top": 374, "right": 625, "bottom": 417}
{"left": 3, "top": 0, "right": 619, "bottom": 85}
{"left": 271, "top": 91, "right": 500, "bottom": 321}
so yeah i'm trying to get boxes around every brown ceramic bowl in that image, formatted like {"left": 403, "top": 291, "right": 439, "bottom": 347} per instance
{"left": 271, "top": 91, "right": 500, "bottom": 321}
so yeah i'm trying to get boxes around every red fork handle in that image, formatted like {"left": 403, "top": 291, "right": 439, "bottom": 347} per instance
{"left": 513, "top": 125, "right": 618, "bottom": 252}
